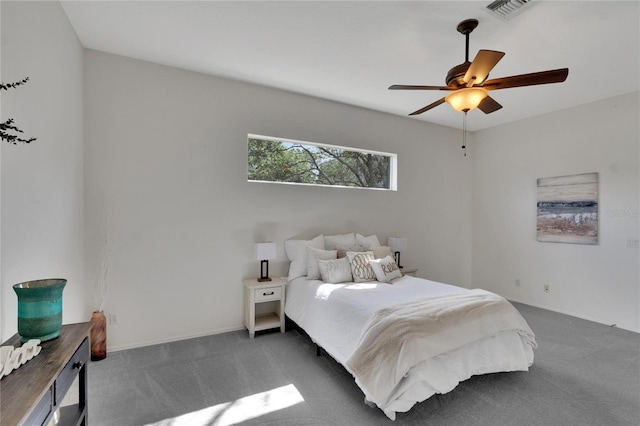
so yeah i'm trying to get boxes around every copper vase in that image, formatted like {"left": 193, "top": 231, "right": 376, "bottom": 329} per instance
{"left": 90, "top": 311, "right": 107, "bottom": 361}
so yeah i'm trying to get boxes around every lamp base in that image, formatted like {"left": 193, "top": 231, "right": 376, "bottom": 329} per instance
{"left": 394, "top": 251, "right": 404, "bottom": 269}
{"left": 258, "top": 260, "right": 272, "bottom": 282}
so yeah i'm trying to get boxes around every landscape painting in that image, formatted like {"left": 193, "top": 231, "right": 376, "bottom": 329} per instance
{"left": 537, "top": 172, "right": 599, "bottom": 245}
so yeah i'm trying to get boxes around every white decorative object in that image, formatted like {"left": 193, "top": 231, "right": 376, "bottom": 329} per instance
{"left": 0, "top": 339, "right": 42, "bottom": 379}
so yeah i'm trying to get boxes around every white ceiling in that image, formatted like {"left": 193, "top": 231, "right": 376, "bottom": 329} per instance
{"left": 60, "top": 0, "right": 639, "bottom": 131}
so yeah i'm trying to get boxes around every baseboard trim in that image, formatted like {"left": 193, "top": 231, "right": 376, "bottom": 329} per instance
{"left": 107, "top": 325, "right": 246, "bottom": 353}
{"left": 104, "top": 298, "right": 639, "bottom": 353}
{"left": 507, "top": 296, "right": 639, "bottom": 333}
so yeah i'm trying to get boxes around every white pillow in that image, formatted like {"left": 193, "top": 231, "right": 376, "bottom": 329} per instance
{"left": 346, "top": 251, "right": 376, "bottom": 283}
{"left": 370, "top": 255, "right": 403, "bottom": 283}
{"left": 324, "top": 233, "right": 356, "bottom": 250}
{"left": 356, "top": 233, "right": 381, "bottom": 249}
{"left": 306, "top": 247, "right": 337, "bottom": 280}
{"left": 318, "top": 257, "right": 353, "bottom": 284}
{"left": 284, "top": 235, "right": 325, "bottom": 281}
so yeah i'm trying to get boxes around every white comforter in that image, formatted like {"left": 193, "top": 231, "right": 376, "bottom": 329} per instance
{"left": 285, "top": 276, "right": 536, "bottom": 420}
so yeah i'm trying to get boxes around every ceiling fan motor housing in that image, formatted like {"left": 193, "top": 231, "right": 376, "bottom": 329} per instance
{"left": 446, "top": 62, "right": 472, "bottom": 87}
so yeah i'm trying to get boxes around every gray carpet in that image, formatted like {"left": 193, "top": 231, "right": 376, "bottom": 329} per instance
{"left": 88, "top": 303, "right": 640, "bottom": 425}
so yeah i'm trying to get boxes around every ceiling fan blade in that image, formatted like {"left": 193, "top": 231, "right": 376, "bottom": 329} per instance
{"left": 478, "top": 96, "right": 503, "bottom": 114}
{"left": 464, "top": 50, "right": 505, "bottom": 86}
{"left": 409, "top": 98, "right": 446, "bottom": 115}
{"left": 482, "top": 68, "right": 569, "bottom": 90}
{"left": 389, "top": 84, "right": 454, "bottom": 91}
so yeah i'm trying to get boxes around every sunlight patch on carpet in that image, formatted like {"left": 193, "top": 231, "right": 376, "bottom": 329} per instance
{"left": 147, "top": 384, "right": 305, "bottom": 426}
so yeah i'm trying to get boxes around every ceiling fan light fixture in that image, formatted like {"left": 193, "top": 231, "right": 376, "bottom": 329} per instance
{"left": 445, "top": 87, "right": 488, "bottom": 112}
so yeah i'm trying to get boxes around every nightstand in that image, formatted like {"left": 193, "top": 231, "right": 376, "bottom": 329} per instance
{"left": 401, "top": 267, "right": 418, "bottom": 277}
{"left": 243, "top": 277, "right": 287, "bottom": 338}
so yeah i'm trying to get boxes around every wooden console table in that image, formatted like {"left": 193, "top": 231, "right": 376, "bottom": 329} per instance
{"left": 0, "top": 322, "right": 92, "bottom": 426}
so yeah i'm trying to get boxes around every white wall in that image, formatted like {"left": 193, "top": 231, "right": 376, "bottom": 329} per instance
{"left": 473, "top": 92, "right": 640, "bottom": 332}
{"left": 1, "top": 1, "right": 85, "bottom": 340}
{"left": 9, "top": 2, "right": 634, "bottom": 350}
{"left": 83, "top": 50, "right": 473, "bottom": 351}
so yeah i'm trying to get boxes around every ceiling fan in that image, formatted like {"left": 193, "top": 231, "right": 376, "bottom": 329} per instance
{"left": 389, "top": 18, "right": 569, "bottom": 116}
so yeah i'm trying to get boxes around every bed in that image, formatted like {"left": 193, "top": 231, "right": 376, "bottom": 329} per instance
{"left": 283, "top": 233, "right": 537, "bottom": 420}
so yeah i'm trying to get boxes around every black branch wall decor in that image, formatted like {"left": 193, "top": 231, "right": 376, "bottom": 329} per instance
{"left": 1, "top": 77, "right": 37, "bottom": 144}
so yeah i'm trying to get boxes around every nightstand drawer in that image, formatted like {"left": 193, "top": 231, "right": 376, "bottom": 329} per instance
{"left": 254, "top": 287, "right": 281, "bottom": 302}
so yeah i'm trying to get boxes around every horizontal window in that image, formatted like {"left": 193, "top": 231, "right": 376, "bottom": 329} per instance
{"left": 247, "top": 134, "right": 397, "bottom": 191}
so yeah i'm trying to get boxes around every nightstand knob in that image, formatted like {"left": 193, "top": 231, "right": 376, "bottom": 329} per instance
{"left": 73, "top": 361, "right": 84, "bottom": 370}
{"left": 263, "top": 291, "right": 274, "bottom": 296}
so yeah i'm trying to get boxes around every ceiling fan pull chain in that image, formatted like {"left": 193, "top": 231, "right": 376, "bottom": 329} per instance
{"left": 462, "top": 111, "right": 468, "bottom": 157}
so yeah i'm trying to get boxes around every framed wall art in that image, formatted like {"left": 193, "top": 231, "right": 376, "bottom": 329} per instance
{"left": 537, "top": 172, "right": 599, "bottom": 245}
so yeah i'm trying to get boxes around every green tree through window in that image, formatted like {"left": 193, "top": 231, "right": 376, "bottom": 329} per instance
{"left": 248, "top": 135, "right": 396, "bottom": 190}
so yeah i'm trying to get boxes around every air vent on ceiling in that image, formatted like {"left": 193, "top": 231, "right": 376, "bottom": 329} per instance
{"left": 486, "top": 0, "right": 539, "bottom": 21}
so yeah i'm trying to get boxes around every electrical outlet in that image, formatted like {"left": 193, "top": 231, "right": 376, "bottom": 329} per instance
{"left": 544, "top": 284, "right": 550, "bottom": 293}
{"left": 109, "top": 313, "right": 119, "bottom": 325}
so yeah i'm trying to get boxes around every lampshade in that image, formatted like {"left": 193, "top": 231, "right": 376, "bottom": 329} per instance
{"left": 445, "top": 87, "right": 488, "bottom": 112}
{"left": 388, "top": 237, "right": 408, "bottom": 252}
{"left": 254, "top": 242, "right": 276, "bottom": 260}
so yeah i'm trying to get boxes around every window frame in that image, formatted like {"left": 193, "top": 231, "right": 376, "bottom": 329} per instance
{"left": 247, "top": 133, "right": 398, "bottom": 191}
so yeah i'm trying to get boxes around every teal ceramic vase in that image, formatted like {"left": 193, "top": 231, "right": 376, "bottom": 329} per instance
{"left": 13, "top": 278, "right": 67, "bottom": 343}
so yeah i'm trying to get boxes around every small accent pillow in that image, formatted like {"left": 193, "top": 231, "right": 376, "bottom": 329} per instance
{"left": 336, "top": 245, "right": 365, "bottom": 259}
{"left": 356, "top": 233, "right": 381, "bottom": 249}
{"left": 324, "top": 233, "right": 356, "bottom": 250}
{"left": 371, "top": 245, "right": 393, "bottom": 259}
{"left": 318, "top": 257, "right": 353, "bottom": 284}
{"left": 346, "top": 251, "right": 376, "bottom": 283}
{"left": 370, "top": 255, "right": 403, "bottom": 283}
{"left": 306, "top": 247, "right": 337, "bottom": 280}
{"left": 285, "top": 235, "right": 325, "bottom": 281}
